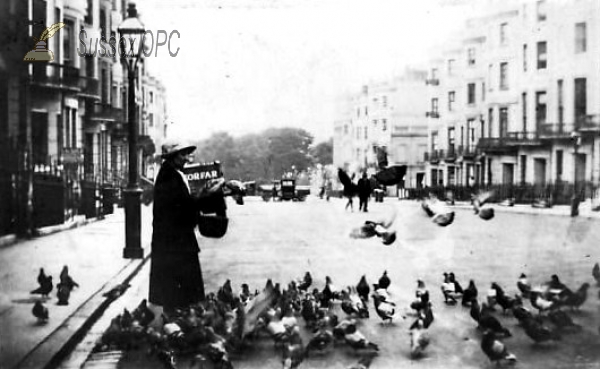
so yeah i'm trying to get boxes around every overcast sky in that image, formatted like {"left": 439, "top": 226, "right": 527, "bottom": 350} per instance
{"left": 137, "top": 0, "right": 483, "bottom": 143}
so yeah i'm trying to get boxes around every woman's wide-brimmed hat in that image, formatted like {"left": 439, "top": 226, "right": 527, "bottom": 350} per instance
{"left": 161, "top": 140, "right": 196, "bottom": 158}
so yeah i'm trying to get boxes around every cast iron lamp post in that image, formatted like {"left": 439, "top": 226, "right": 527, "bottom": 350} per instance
{"left": 119, "top": 3, "right": 145, "bottom": 258}
{"left": 571, "top": 131, "right": 582, "bottom": 217}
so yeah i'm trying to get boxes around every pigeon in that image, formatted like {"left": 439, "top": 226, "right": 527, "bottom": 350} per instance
{"left": 480, "top": 330, "right": 517, "bottom": 365}
{"left": 32, "top": 300, "right": 49, "bottom": 323}
{"left": 31, "top": 269, "right": 53, "bottom": 298}
{"left": 548, "top": 310, "right": 582, "bottom": 332}
{"left": 59, "top": 265, "right": 79, "bottom": 290}
{"left": 521, "top": 315, "right": 561, "bottom": 343}
{"left": 462, "top": 280, "right": 478, "bottom": 307}
{"left": 305, "top": 328, "right": 334, "bottom": 355}
{"left": 409, "top": 317, "right": 430, "bottom": 359}
{"left": 517, "top": 273, "right": 531, "bottom": 298}
{"left": 343, "top": 324, "right": 379, "bottom": 351}
{"left": 478, "top": 304, "right": 511, "bottom": 337}
{"left": 372, "top": 291, "right": 396, "bottom": 324}
{"left": 441, "top": 273, "right": 458, "bottom": 304}
{"left": 103, "top": 283, "right": 131, "bottom": 300}
{"left": 56, "top": 282, "right": 71, "bottom": 305}
{"left": 132, "top": 299, "right": 155, "bottom": 327}
{"left": 217, "top": 279, "right": 234, "bottom": 308}
{"left": 472, "top": 191, "right": 495, "bottom": 220}
{"left": 593, "top": 263, "right": 600, "bottom": 286}
{"left": 281, "top": 328, "right": 305, "bottom": 369}
{"left": 422, "top": 195, "right": 455, "bottom": 226}
{"left": 346, "top": 352, "right": 377, "bottom": 369}
{"left": 341, "top": 287, "right": 369, "bottom": 318}
{"left": 356, "top": 275, "right": 370, "bottom": 303}
{"left": 321, "top": 276, "right": 340, "bottom": 307}
{"left": 297, "top": 272, "right": 313, "bottom": 292}
{"left": 530, "top": 290, "right": 556, "bottom": 314}
{"left": 378, "top": 271, "right": 391, "bottom": 291}
{"left": 561, "top": 283, "right": 590, "bottom": 310}
{"left": 239, "top": 283, "right": 252, "bottom": 305}
{"left": 410, "top": 280, "right": 430, "bottom": 312}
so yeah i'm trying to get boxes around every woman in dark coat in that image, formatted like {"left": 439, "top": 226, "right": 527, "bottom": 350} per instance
{"left": 149, "top": 141, "right": 224, "bottom": 312}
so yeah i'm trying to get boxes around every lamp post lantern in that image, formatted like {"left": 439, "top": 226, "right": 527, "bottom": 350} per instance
{"left": 119, "top": 3, "right": 145, "bottom": 258}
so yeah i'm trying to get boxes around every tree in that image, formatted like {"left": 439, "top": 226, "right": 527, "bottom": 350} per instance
{"left": 310, "top": 139, "right": 333, "bottom": 165}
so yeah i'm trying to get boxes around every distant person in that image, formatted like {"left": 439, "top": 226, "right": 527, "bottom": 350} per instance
{"left": 344, "top": 174, "right": 356, "bottom": 212}
{"left": 357, "top": 172, "right": 372, "bottom": 212}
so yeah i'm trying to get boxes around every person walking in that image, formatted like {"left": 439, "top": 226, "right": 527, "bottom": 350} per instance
{"left": 149, "top": 140, "right": 225, "bottom": 315}
{"left": 344, "top": 174, "right": 356, "bottom": 211}
{"left": 357, "top": 172, "right": 372, "bottom": 212}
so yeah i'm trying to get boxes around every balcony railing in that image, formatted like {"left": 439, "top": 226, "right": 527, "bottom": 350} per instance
{"left": 425, "top": 78, "right": 439, "bottom": 86}
{"left": 79, "top": 76, "right": 100, "bottom": 98}
{"left": 31, "top": 63, "right": 79, "bottom": 90}
{"left": 477, "top": 138, "right": 517, "bottom": 153}
{"left": 89, "top": 103, "right": 124, "bottom": 122}
{"left": 445, "top": 146, "right": 456, "bottom": 161}
{"left": 457, "top": 145, "right": 477, "bottom": 158}
{"left": 425, "top": 111, "right": 440, "bottom": 118}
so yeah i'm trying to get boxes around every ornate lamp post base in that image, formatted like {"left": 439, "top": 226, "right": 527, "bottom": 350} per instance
{"left": 123, "top": 187, "right": 144, "bottom": 259}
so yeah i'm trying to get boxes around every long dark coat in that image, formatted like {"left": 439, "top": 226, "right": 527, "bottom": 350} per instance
{"left": 149, "top": 161, "right": 223, "bottom": 308}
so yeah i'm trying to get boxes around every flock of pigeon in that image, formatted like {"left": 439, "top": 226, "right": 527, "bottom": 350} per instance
{"left": 31, "top": 265, "right": 79, "bottom": 324}
{"left": 82, "top": 260, "right": 600, "bottom": 369}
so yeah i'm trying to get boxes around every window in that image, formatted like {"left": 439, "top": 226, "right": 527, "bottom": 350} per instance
{"left": 382, "top": 96, "right": 387, "bottom": 107}
{"left": 448, "top": 127, "right": 455, "bottom": 153}
{"left": 468, "top": 48, "right": 476, "bottom": 65}
{"left": 357, "top": 108, "right": 360, "bottom": 117}
{"left": 85, "top": 0, "right": 94, "bottom": 24}
{"left": 448, "top": 59, "right": 455, "bottom": 75}
{"left": 343, "top": 125, "right": 348, "bottom": 134}
{"left": 364, "top": 106, "right": 368, "bottom": 116}
{"left": 557, "top": 79, "right": 564, "bottom": 125}
{"left": 448, "top": 91, "right": 455, "bottom": 111}
{"left": 432, "top": 132, "right": 439, "bottom": 151}
{"left": 556, "top": 150, "right": 563, "bottom": 181}
{"left": 537, "top": 41, "right": 547, "bottom": 69}
{"left": 500, "top": 62, "right": 509, "bottom": 90}
{"left": 467, "top": 119, "right": 476, "bottom": 150}
{"left": 522, "top": 92, "right": 527, "bottom": 132}
{"left": 431, "top": 98, "right": 439, "bottom": 114}
{"left": 372, "top": 119, "right": 377, "bottom": 128}
{"left": 574, "top": 78, "right": 587, "bottom": 123}
{"left": 521, "top": 155, "right": 527, "bottom": 184}
{"left": 149, "top": 91, "right": 154, "bottom": 103}
{"left": 467, "top": 83, "right": 476, "bottom": 104}
{"left": 482, "top": 83, "right": 485, "bottom": 101}
{"left": 431, "top": 68, "right": 438, "bottom": 79}
{"left": 488, "top": 108, "right": 494, "bottom": 137}
{"left": 32, "top": 112, "right": 48, "bottom": 164}
{"left": 364, "top": 127, "right": 368, "bottom": 140}
{"left": 536, "top": 91, "right": 547, "bottom": 128}
{"left": 575, "top": 22, "right": 587, "bottom": 53}
{"left": 537, "top": 0, "right": 547, "bottom": 22}
{"left": 63, "top": 19, "right": 74, "bottom": 64}
{"left": 500, "top": 23, "right": 508, "bottom": 45}
{"left": 523, "top": 44, "right": 528, "bottom": 71}
{"left": 54, "top": 8, "right": 62, "bottom": 63}
{"left": 382, "top": 119, "right": 387, "bottom": 131}
{"left": 488, "top": 64, "right": 494, "bottom": 90}
{"left": 499, "top": 107, "right": 508, "bottom": 138}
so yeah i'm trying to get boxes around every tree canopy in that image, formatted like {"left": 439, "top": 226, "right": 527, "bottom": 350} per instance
{"left": 190, "top": 127, "right": 330, "bottom": 183}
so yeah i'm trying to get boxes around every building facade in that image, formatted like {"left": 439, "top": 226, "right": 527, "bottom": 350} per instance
{"left": 0, "top": 0, "right": 167, "bottom": 237}
{"left": 423, "top": 0, "right": 600, "bottom": 204}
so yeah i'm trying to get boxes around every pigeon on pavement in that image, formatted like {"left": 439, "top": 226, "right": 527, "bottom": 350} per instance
{"left": 32, "top": 300, "right": 49, "bottom": 324}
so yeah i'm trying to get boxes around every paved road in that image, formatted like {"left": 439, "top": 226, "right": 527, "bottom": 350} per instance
{"left": 76, "top": 197, "right": 600, "bottom": 369}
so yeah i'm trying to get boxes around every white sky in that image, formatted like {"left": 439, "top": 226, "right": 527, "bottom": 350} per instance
{"left": 137, "top": 0, "right": 484, "bottom": 142}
